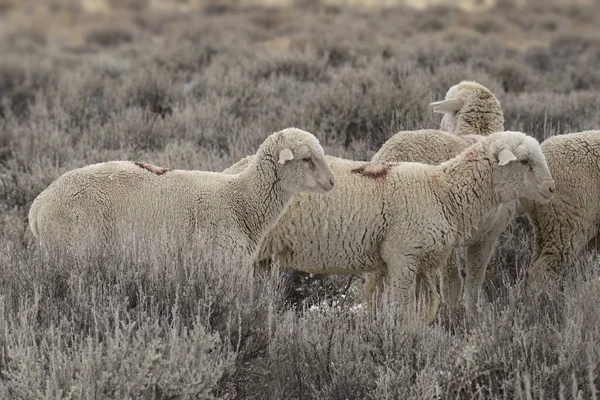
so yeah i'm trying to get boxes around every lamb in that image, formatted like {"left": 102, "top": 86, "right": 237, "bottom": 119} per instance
{"left": 371, "top": 131, "right": 515, "bottom": 316}
{"left": 363, "top": 80, "right": 507, "bottom": 316}
{"left": 224, "top": 131, "right": 555, "bottom": 322}
{"left": 520, "top": 131, "right": 600, "bottom": 288}
{"left": 28, "top": 128, "right": 335, "bottom": 269}
{"left": 431, "top": 80, "right": 504, "bottom": 136}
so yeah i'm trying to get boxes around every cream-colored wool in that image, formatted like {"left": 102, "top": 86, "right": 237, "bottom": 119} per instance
{"left": 431, "top": 80, "right": 504, "bottom": 136}
{"left": 371, "top": 129, "right": 515, "bottom": 316}
{"left": 28, "top": 128, "right": 335, "bottom": 269}
{"left": 224, "top": 131, "right": 555, "bottom": 322}
{"left": 520, "top": 131, "right": 600, "bottom": 287}
{"left": 362, "top": 81, "right": 505, "bottom": 316}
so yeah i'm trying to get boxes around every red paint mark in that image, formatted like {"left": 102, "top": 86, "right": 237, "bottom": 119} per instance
{"left": 351, "top": 163, "right": 391, "bottom": 179}
{"left": 134, "top": 161, "right": 170, "bottom": 175}
{"left": 462, "top": 147, "right": 479, "bottom": 162}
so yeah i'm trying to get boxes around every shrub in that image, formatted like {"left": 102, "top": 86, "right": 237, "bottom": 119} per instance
{"left": 85, "top": 24, "right": 137, "bottom": 47}
{"left": 2, "top": 3, "right": 600, "bottom": 398}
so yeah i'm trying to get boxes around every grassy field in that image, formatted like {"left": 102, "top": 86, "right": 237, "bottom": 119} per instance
{"left": 1, "top": 1, "right": 600, "bottom": 399}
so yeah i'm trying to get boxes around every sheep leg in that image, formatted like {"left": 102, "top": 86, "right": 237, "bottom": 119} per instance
{"left": 463, "top": 203, "right": 514, "bottom": 315}
{"left": 464, "top": 227, "right": 505, "bottom": 316}
{"left": 529, "top": 251, "right": 570, "bottom": 289}
{"left": 528, "top": 224, "right": 591, "bottom": 289}
{"left": 586, "top": 234, "right": 600, "bottom": 252}
{"left": 384, "top": 254, "right": 419, "bottom": 320}
{"left": 464, "top": 237, "right": 495, "bottom": 316}
{"left": 438, "top": 250, "right": 463, "bottom": 308}
{"left": 416, "top": 271, "right": 441, "bottom": 324}
{"left": 385, "top": 252, "right": 446, "bottom": 324}
{"left": 364, "top": 269, "right": 386, "bottom": 313}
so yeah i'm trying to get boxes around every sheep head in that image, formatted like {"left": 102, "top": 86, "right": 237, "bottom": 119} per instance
{"left": 270, "top": 127, "right": 335, "bottom": 194}
{"left": 431, "top": 80, "right": 504, "bottom": 136}
{"left": 484, "top": 131, "right": 555, "bottom": 204}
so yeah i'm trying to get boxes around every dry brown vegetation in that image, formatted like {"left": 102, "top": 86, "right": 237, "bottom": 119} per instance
{"left": 1, "top": 1, "right": 600, "bottom": 399}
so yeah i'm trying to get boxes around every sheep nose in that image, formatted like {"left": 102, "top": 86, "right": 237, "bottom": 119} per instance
{"left": 548, "top": 181, "right": 556, "bottom": 193}
{"left": 329, "top": 179, "right": 335, "bottom": 187}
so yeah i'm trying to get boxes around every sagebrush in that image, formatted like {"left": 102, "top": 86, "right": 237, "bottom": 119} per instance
{"left": 1, "top": 2, "right": 600, "bottom": 399}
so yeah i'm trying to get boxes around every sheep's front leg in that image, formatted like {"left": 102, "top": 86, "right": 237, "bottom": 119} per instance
{"left": 528, "top": 226, "right": 591, "bottom": 290}
{"left": 364, "top": 268, "right": 387, "bottom": 313}
{"left": 464, "top": 228, "right": 504, "bottom": 316}
{"left": 439, "top": 250, "right": 463, "bottom": 308}
{"left": 384, "top": 252, "right": 445, "bottom": 323}
{"left": 586, "top": 234, "right": 600, "bottom": 252}
{"left": 462, "top": 203, "right": 514, "bottom": 316}
{"left": 416, "top": 271, "right": 441, "bottom": 324}
{"left": 385, "top": 254, "right": 419, "bottom": 320}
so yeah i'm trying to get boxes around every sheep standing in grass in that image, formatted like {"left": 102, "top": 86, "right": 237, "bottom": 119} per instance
{"left": 28, "top": 128, "right": 335, "bottom": 269}
{"left": 520, "top": 131, "right": 600, "bottom": 288}
{"left": 224, "top": 131, "right": 555, "bottom": 322}
{"left": 366, "top": 80, "right": 507, "bottom": 316}
{"left": 371, "top": 130, "right": 515, "bottom": 316}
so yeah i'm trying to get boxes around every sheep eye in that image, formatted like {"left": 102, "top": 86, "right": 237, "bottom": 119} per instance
{"left": 520, "top": 160, "right": 529, "bottom": 165}
{"left": 303, "top": 157, "right": 313, "bottom": 165}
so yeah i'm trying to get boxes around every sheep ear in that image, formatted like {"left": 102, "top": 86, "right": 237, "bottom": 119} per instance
{"left": 430, "top": 98, "right": 464, "bottom": 114}
{"left": 278, "top": 148, "right": 294, "bottom": 164}
{"left": 497, "top": 148, "right": 517, "bottom": 166}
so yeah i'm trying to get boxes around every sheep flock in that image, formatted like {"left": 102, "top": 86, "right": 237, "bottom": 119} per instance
{"left": 27, "top": 79, "right": 600, "bottom": 324}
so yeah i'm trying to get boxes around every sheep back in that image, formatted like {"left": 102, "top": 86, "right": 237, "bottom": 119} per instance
{"left": 372, "top": 129, "right": 477, "bottom": 164}
{"left": 29, "top": 161, "right": 247, "bottom": 252}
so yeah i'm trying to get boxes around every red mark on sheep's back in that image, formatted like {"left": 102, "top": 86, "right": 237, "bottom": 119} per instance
{"left": 351, "top": 164, "right": 391, "bottom": 179}
{"left": 134, "top": 161, "right": 170, "bottom": 175}
{"left": 462, "top": 147, "right": 479, "bottom": 162}
{"left": 432, "top": 173, "right": 440, "bottom": 185}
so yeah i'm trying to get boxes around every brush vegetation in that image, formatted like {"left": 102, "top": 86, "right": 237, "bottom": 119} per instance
{"left": 1, "top": 1, "right": 600, "bottom": 399}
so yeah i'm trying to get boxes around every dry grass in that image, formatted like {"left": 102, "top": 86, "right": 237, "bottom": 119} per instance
{"left": 1, "top": 1, "right": 600, "bottom": 399}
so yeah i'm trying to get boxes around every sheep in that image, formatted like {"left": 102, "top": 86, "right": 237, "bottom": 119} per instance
{"left": 370, "top": 130, "right": 516, "bottom": 316}
{"left": 229, "top": 81, "right": 505, "bottom": 315}
{"left": 431, "top": 80, "right": 504, "bottom": 136}
{"left": 28, "top": 128, "right": 335, "bottom": 269}
{"left": 224, "top": 131, "right": 555, "bottom": 322}
{"left": 520, "top": 130, "right": 600, "bottom": 288}
{"left": 362, "top": 80, "right": 506, "bottom": 316}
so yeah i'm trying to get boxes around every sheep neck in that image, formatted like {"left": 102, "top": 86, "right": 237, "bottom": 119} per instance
{"left": 436, "top": 146, "right": 500, "bottom": 243}
{"left": 234, "top": 156, "right": 292, "bottom": 247}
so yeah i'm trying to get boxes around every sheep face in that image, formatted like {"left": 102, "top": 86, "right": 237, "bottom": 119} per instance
{"left": 487, "top": 132, "right": 555, "bottom": 204}
{"left": 275, "top": 128, "right": 335, "bottom": 194}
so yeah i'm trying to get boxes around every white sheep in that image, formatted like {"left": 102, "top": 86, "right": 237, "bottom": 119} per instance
{"left": 224, "top": 131, "right": 555, "bottom": 322}
{"left": 28, "top": 128, "right": 335, "bottom": 269}
{"left": 363, "top": 80, "right": 507, "bottom": 316}
{"left": 431, "top": 80, "right": 504, "bottom": 136}
{"left": 371, "top": 129, "right": 516, "bottom": 316}
{"left": 520, "top": 130, "right": 600, "bottom": 287}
